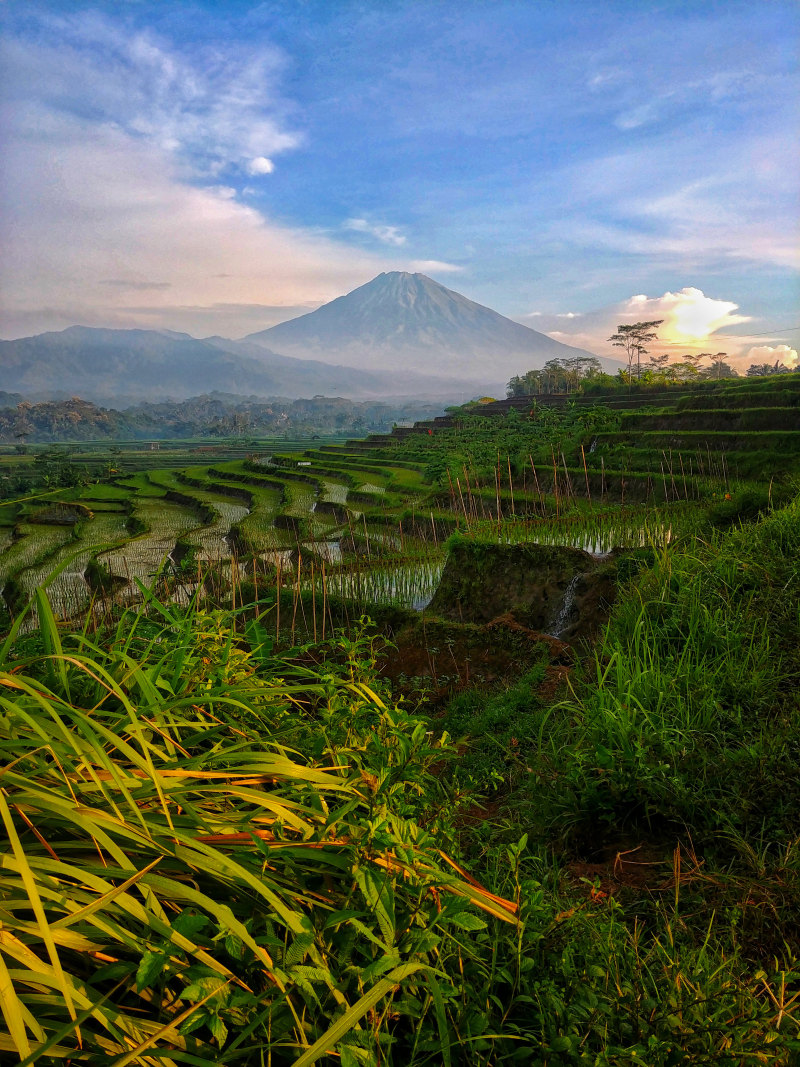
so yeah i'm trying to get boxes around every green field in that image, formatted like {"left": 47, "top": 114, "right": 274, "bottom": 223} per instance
{"left": 1, "top": 380, "right": 799, "bottom": 1063}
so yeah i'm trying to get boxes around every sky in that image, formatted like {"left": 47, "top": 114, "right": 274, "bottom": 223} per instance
{"left": 1, "top": 0, "right": 798, "bottom": 369}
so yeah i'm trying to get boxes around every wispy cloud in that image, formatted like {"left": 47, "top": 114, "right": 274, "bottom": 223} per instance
{"left": 0, "top": 14, "right": 411, "bottom": 338}
{"left": 100, "top": 280, "right": 172, "bottom": 291}
{"left": 344, "top": 218, "right": 407, "bottom": 246}
{"left": 1, "top": 11, "right": 300, "bottom": 177}
{"left": 408, "top": 260, "right": 464, "bottom": 274}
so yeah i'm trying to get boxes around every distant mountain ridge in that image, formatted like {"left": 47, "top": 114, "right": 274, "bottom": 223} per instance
{"left": 245, "top": 272, "right": 609, "bottom": 380}
{"left": 0, "top": 273, "right": 613, "bottom": 403}
{"left": 0, "top": 325, "right": 464, "bottom": 404}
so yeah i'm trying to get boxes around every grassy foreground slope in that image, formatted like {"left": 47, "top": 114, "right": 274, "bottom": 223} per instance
{"left": 2, "top": 493, "right": 800, "bottom": 1063}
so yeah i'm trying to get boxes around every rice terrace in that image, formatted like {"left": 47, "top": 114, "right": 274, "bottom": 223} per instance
{"left": 2, "top": 371, "right": 800, "bottom": 1063}
{"left": 2, "top": 1, "right": 800, "bottom": 1062}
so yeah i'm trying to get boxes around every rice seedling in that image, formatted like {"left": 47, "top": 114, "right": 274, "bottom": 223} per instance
{"left": 98, "top": 498, "right": 198, "bottom": 585}
{"left": 12, "top": 512, "right": 130, "bottom": 622}
{"left": 0, "top": 523, "right": 74, "bottom": 587}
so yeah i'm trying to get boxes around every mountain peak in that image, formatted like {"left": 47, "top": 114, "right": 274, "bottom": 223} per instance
{"left": 245, "top": 272, "right": 607, "bottom": 383}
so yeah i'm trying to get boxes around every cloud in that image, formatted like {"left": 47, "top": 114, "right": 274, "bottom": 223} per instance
{"left": 746, "top": 344, "right": 798, "bottom": 369}
{"left": 100, "top": 280, "right": 172, "bottom": 291}
{"left": 0, "top": 108, "right": 399, "bottom": 338}
{"left": 555, "top": 126, "right": 800, "bottom": 271}
{"left": 0, "top": 11, "right": 301, "bottom": 177}
{"left": 0, "top": 18, "right": 419, "bottom": 338}
{"left": 408, "top": 260, "right": 464, "bottom": 274}
{"left": 345, "top": 218, "right": 407, "bottom": 246}
{"left": 513, "top": 287, "right": 756, "bottom": 361}
{"left": 622, "top": 288, "right": 751, "bottom": 345}
{"left": 247, "top": 156, "right": 275, "bottom": 175}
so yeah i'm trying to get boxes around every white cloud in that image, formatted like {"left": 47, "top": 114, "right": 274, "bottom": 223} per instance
{"left": 746, "top": 344, "right": 798, "bottom": 369}
{"left": 0, "top": 109, "right": 397, "bottom": 338}
{"left": 247, "top": 156, "right": 275, "bottom": 175}
{"left": 408, "top": 260, "right": 464, "bottom": 274}
{"left": 0, "top": 19, "right": 425, "bottom": 338}
{"left": 1, "top": 12, "right": 300, "bottom": 181}
{"left": 345, "top": 218, "right": 407, "bottom": 246}
{"left": 622, "top": 288, "right": 751, "bottom": 345}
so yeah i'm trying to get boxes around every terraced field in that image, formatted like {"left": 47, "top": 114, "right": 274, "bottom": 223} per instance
{"left": 1, "top": 376, "right": 796, "bottom": 623}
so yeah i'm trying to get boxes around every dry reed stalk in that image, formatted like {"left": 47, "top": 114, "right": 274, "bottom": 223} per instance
{"left": 311, "top": 560, "right": 317, "bottom": 643}
{"left": 560, "top": 451, "right": 573, "bottom": 501}
{"left": 550, "top": 447, "right": 560, "bottom": 518}
{"left": 678, "top": 454, "right": 689, "bottom": 500}
{"left": 275, "top": 555, "right": 281, "bottom": 642}
{"left": 580, "top": 444, "right": 591, "bottom": 503}
{"left": 495, "top": 456, "right": 501, "bottom": 525}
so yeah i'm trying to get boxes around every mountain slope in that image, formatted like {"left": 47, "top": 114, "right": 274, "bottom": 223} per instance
{"left": 0, "top": 326, "right": 464, "bottom": 403}
{"left": 246, "top": 272, "right": 609, "bottom": 381}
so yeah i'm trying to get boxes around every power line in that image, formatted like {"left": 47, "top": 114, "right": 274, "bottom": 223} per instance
{"left": 726, "top": 325, "right": 800, "bottom": 338}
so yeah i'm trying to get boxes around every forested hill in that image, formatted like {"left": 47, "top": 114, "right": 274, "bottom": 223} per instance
{"left": 0, "top": 393, "right": 447, "bottom": 442}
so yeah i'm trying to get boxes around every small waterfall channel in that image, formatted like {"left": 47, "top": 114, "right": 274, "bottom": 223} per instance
{"left": 547, "top": 573, "right": 583, "bottom": 638}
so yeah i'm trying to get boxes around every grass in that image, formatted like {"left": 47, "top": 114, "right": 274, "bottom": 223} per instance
{"left": 2, "top": 391, "right": 800, "bottom": 1060}
{"left": 2, "top": 563, "right": 798, "bottom": 1062}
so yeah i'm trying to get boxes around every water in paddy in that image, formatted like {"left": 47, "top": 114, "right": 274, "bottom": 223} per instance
{"left": 260, "top": 549, "right": 295, "bottom": 571}
{"left": 317, "top": 559, "right": 445, "bottom": 611}
{"left": 13, "top": 513, "right": 130, "bottom": 622}
{"left": 0, "top": 528, "right": 15, "bottom": 561}
{"left": 303, "top": 540, "right": 343, "bottom": 565}
{"left": 183, "top": 498, "right": 250, "bottom": 561}
{"left": 488, "top": 511, "right": 684, "bottom": 556}
{"left": 321, "top": 480, "right": 348, "bottom": 505}
{"left": 0, "top": 524, "right": 74, "bottom": 587}
{"left": 99, "top": 498, "right": 198, "bottom": 585}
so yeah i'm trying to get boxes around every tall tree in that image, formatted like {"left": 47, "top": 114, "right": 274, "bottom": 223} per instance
{"left": 698, "top": 351, "right": 729, "bottom": 380}
{"left": 608, "top": 320, "right": 664, "bottom": 380}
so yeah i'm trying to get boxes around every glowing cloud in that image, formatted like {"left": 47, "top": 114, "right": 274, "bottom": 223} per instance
{"left": 622, "top": 288, "right": 751, "bottom": 345}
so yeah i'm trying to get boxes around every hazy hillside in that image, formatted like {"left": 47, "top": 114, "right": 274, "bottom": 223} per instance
{"left": 246, "top": 272, "right": 611, "bottom": 381}
{"left": 0, "top": 326, "right": 465, "bottom": 404}
{"left": 0, "top": 275, "right": 617, "bottom": 403}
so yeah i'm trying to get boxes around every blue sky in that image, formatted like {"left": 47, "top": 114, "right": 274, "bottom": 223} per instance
{"left": 1, "top": 0, "right": 798, "bottom": 367}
